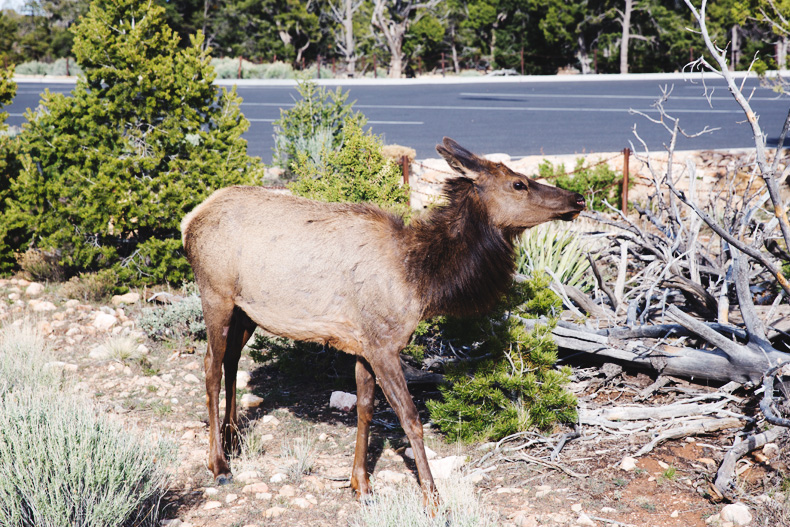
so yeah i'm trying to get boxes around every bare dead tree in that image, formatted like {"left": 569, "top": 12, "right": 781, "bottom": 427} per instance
{"left": 328, "top": 0, "right": 364, "bottom": 77}
{"left": 371, "top": 0, "right": 440, "bottom": 78}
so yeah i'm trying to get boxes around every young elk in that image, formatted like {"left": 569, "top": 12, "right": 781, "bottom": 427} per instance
{"left": 181, "top": 138, "right": 585, "bottom": 502}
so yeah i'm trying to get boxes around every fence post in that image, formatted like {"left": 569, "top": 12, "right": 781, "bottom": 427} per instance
{"left": 237, "top": 56, "right": 243, "bottom": 79}
{"left": 401, "top": 155, "right": 411, "bottom": 207}
{"left": 441, "top": 52, "right": 446, "bottom": 77}
{"left": 622, "top": 148, "right": 630, "bottom": 215}
{"left": 316, "top": 55, "right": 322, "bottom": 79}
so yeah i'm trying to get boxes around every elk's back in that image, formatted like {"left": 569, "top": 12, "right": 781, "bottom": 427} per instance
{"left": 181, "top": 186, "right": 419, "bottom": 354}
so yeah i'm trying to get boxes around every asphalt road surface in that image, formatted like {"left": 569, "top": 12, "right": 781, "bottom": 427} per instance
{"left": 8, "top": 74, "right": 790, "bottom": 163}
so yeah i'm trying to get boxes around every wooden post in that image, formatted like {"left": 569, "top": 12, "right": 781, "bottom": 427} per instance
{"left": 401, "top": 155, "right": 411, "bottom": 206}
{"left": 238, "top": 56, "right": 243, "bottom": 79}
{"left": 373, "top": 56, "right": 377, "bottom": 78}
{"left": 622, "top": 148, "right": 630, "bottom": 215}
{"left": 441, "top": 52, "right": 445, "bottom": 77}
{"left": 66, "top": 56, "right": 70, "bottom": 76}
{"left": 520, "top": 47, "right": 524, "bottom": 75}
{"left": 317, "top": 55, "right": 322, "bottom": 79}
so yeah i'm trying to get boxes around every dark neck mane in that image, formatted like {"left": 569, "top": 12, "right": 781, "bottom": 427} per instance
{"left": 404, "top": 177, "right": 520, "bottom": 318}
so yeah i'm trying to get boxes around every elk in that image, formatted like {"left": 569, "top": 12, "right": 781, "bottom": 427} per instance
{"left": 181, "top": 138, "right": 585, "bottom": 502}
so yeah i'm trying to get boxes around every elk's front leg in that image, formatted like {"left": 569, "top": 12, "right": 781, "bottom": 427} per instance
{"left": 350, "top": 357, "right": 375, "bottom": 497}
{"left": 369, "top": 350, "right": 439, "bottom": 508}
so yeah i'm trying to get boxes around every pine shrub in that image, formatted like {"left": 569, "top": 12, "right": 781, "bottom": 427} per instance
{"left": 0, "top": 61, "right": 20, "bottom": 275}
{"left": 289, "top": 120, "right": 410, "bottom": 215}
{"left": 0, "top": 0, "right": 263, "bottom": 283}
{"left": 426, "top": 273, "right": 577, "bottom": 442}
{"left": 272, "top": 81, "right": 367, "bottom": 172}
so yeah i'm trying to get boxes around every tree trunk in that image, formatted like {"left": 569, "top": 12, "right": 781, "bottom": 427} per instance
{"left": 451, "top": 27, "right": 460, "bottom": 73}
{"left": 620, "top": 0, "right": 633, "bottom": 74}
{"left": 343, "top": 0, "right": 356, "bottom": 77}
{"left": 489, "top": 29, "right": 496, "bottom": 70}
{"left": 778, "top": 37, "right": 788, "bottom": 70}
{"left": 577, "top": 35, "right": 591, "bottom": 75}
{"left": 731, "top": 25, "right": 739, "bottom": 70}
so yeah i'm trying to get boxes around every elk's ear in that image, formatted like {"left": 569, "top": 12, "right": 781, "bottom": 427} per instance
{"left": 436, "top": 137, "right": 484, "bottom": 177}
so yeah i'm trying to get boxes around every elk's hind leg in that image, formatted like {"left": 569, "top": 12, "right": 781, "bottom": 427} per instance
{"left": 201, "top": 292, "right": 236, "bottom": 484}
{"left": 221, "top": 307, "right": 257, "bottom": 456}
{"left": 350, "top": 357, "right": 375, "bottom": 498}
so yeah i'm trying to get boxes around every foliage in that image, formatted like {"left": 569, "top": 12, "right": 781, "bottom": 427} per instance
{"left": 13, "top": 57, "right": 83, "bottom": 76}
{"left": 352, "top": 472, "right": 496, "bottom": 527}
{"left": 426, "top": 273, "right": 577, "bottom": 442}
{"left": 0, "top": 388, "right": 173, "bottom": 527}
{"left": 289, "top": 120, "right": 410, "bottom": 214}
{"left": 0, "top": 0, "right": 262, "bottom": 283}
{"left": 0, "top": 320, "right": 174, "bottom": 527}
{"left": 516, "top": 223, "right": 593, "bottom": 292}
{"left": 60, "top": 269, "right": 123, "bottom": 302}
{"left": 15, "top": 248, "right": 64, "bottom": 282}
{"left": 211, "top": 58, "right": 296, "bottom": 79}
{"left": 540, "top": 158, "right": 623, "bottom": 212}
{"left": 272, "top": 81, "right": 367, "bottom": 170}
{"left": 139, "top": 293, "right": 206, "bottom": 341}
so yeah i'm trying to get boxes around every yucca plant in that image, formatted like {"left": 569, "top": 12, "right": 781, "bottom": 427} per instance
{"left": 516, "top": 222, "right": 593, "bottom": 292}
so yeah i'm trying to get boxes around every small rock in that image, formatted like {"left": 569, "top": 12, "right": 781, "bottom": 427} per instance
{"left": 225, "top": 493, "right": 238, "bottom": 504}
{"left": 25, "top": 282, "right": 45, "bottom": 296}
{"left": 292, "top": 497, "right": 312, "bottom": 509}
{"left": 463, "top": 471, "right": 485, "bottom": 484}
{"left": 240, "top": 393, "right": 263, "bottom": 409}
{"left": 264, "top": 507, "right": 286, "bottom": 519}
{"left": 43, "top": 361, "right": 78, "bottom": 373}
{"left": 706, "top": 514, "right": 721, "bottom": 525}
{"left": 269, "top": 473, "right": 287, "bottom": 483}
{"left": 762, "top": 443, "right": 780, "bottom": 459}
{"left": 237, "top": 370, "right": 252, "bottom": 389}
{"left": 600, "top": 507, "right": 617, "bottom": 514}
{"left": 180, "top": 430, "right": 196, "bottom": 441}
{"left": 64, "top": 299, "right": 80, "bottom": 308}
{"left": 137, "top": 344, "right": 150, "bottom": 355}
{"left": 496, "top": 487, "right": 521, "bottom": 494}
{"left": 619, "top": 456, "right": 637, "bottom": 471}
{"left": 242, "top": 482, "right": 270, "bottom": 494}
{"left": 92, "top": 312, "right": 118, "bottom": 331}
{"left": 671, "top": 510, "right": 680, "bottom": 518}
{"left": 183, "top": 373, "right": 200, "bottom": 384}
{"left": 535, "top": 485, "right": 552, "bottom": 498}
{"left": 111, "top": 292, "right": 140, "bottom": 305}
{"left": 255, "top": 492, "right": 273, "bottom": 500}
{"left": 204, "top": 487, "right": 219, "bottom": 496}
{"left": 514, "top": 514, "right": 538, "bottom": 527}
{"left": 318, "top": 433, "right": 328, "bottom": 442}
{"left": 236, "top": 471, "right": 261, "bottom": 484}
{"left": 657, "top": 460, "right": 670, "bottom": 470}
{"left": 721, "top": 502, "right": 752, "bottom": 526}
{"left": 405, "top": 445, "right": 437, "bottom": 460}
{"left": 89, "top": 345, "right": 110, "bottom": 360}
{"left": 278, "top": 485, "right": 296, "bottom": 497}
{"left": 571, "top": 503, "right": 583, "bottom": 512}
{"left": 262, "top": 415, "right": 280, "bottom": 425}
{"left": 329, "top": 391, "right": 357, "bottom": 412}
{"left": 203, "top": 501, "right": 222, "bottom": 510}
{"left": 377, "top": 470, "right": 407, "bottom": 484}
{"left": 428, "top": 455, "right": 466, "bottom": 479}
{"left": 699, "top": 458, "right": 717, "bottom": 467}
{"left": 160, "top": 520, "right": 182, "bottom": 527}
{"left": 576, "top": 512, "right": 597, "bottom": 526}
{"left": 32, "top": 300, "right": 56, "bottom": 312}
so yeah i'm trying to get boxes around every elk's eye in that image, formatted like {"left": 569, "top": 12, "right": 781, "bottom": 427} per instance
{"left": 513, "top": 181, "right": 527, "bottom": 191}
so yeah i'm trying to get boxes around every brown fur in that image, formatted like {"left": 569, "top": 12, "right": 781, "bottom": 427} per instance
{"left": 181, "top": 137, "right": 585, "bottom": 503}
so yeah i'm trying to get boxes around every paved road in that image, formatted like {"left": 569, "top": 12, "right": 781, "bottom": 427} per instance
{"left": 8, "top": 74, "right": 790, "bottom": 163}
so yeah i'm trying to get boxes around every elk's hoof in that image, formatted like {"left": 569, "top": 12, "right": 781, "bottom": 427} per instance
{"left": 215, "top": 473, "right": 233, "bottom": 485}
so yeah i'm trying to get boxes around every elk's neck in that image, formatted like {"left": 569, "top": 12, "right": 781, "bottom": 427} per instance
{"left": 404, "top": 177, "right": 521, "bottom": 318}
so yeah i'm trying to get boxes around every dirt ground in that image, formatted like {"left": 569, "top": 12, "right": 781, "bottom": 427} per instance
{"left": 2, "top": 277, "right": 787, "bottom": 527}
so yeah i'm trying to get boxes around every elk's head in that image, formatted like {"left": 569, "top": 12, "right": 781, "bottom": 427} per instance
{"left": 436, "top": 137, "right": 586, "bottom": 230}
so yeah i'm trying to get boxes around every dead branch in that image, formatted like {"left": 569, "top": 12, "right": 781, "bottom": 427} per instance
{"left": 713, "top": 426, "right": 788, "bottom": 501}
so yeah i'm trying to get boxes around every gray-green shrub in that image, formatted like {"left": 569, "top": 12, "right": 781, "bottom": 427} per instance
{"left": 140, "top": 293, "right": 206, "bottom": 341}
{"left": 0, "top": 388, "right": 173, "bottom": 527}
{"left": 0, "top": 323, "right": 56, "bottom": 397}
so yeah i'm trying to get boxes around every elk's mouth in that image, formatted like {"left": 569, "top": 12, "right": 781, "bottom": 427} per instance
{"left": 557, "top": 197, "right": 586, "bottom": 221}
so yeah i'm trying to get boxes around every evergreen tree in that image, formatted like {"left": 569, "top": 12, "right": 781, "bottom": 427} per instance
{"left": 1, "top": 0, "right": 262, "bottom": 283}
